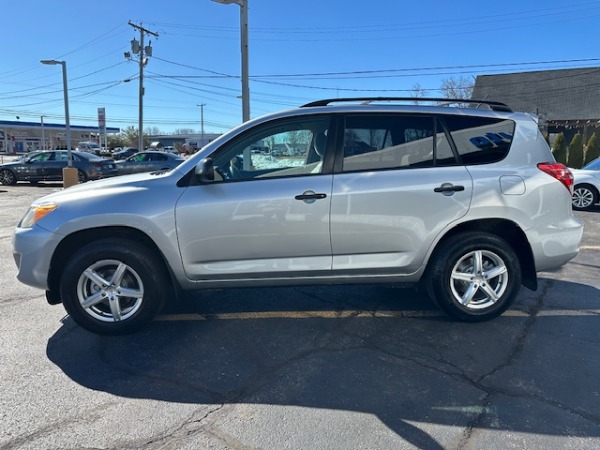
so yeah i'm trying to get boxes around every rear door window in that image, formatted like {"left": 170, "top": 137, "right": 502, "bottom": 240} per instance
{"left": 442, "top": 116, "right": 515, "bottom": 164}
{"left": 341, "top": 115, "right": 456, "bottom": 172}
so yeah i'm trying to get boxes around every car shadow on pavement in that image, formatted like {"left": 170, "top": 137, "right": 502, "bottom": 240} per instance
{"left": 46, "top": 279, "right": 600, "bottom": 447}
{"left": 575, "top": 204, "right": 600, "bottom": 213}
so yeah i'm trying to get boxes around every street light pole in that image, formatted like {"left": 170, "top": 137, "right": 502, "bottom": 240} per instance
{"left": 40, "top": 59, "right": 72, "bottom": 166}
{"left": 41, "top": 59, "right": 78, "bottom": 188}
{"left": 212, "top": 0, "right": 250, "bottom": 122}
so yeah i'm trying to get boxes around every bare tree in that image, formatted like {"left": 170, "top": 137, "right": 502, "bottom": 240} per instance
{"left": 174, "top": 128, "right": 196, "bottom": 135}
{"left": 440, "top": 76, "right": 474, "bottom": 100}
{"left": 411, "top": 83, "right": 429, "bottom": 104}
{"left": 287, "top": 130, "right": 311, "bottom": 156}
{"left": 123, "top": 126, "right": 140, "bottom": 147}
{"left": 122, "top": 126, "right": 149, "bottom": 148}
{"left": 144, "top": 126, "right": 162, "bottom": 135}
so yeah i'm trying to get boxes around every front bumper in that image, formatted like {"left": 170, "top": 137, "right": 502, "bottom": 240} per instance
{"left": 12, "top": 225, "right": 62, "bottom": 291}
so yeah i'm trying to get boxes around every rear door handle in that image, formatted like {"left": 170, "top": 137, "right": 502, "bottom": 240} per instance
{"left": 434, "top": 183, "right": 465, "bottom": 195}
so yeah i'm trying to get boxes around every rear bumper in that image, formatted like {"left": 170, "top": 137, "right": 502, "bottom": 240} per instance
{"left": 528, "top": 215, "right": 584, "bottom": 271}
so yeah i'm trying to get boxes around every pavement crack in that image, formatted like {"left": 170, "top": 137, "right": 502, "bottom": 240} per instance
{"left": 96, "top": 340, "right": 227, "bottom": 404}
{"left": 134, "top": 404, "right": 227, "bottom": 450}
{"left": 0, "top": 401, "right": 120, "bottom": 450}
{"left": 477, "top": 281, "right": 550, "bottom": 385}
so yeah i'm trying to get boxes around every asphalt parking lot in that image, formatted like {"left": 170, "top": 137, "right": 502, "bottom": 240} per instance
{"left": 1, "top": 182, "right": 599, "bottom": 450}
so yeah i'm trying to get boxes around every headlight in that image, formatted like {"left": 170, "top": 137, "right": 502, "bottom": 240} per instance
{"left": 18, "top": 203, "right": 58, "bottom": 228}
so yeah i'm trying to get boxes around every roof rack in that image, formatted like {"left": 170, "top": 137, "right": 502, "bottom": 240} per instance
{"left": 301, "top": 97, "right": 512, "bottom": 113}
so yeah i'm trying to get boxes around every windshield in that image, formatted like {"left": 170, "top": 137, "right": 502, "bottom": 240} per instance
{"left": 583, "top": 157, "right": 600, "bottom": 170}
{"left": 80, "top": 142, "right": 100, "bottom": 149}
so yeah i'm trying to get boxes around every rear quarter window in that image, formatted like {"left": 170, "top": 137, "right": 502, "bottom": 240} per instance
{"left": 442, "top": 116, "right": 515, "bottom": 165}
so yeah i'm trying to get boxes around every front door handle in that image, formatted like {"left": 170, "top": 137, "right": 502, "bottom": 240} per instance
{"left": 295, "top": 190, "right": 327, "bottom": 203}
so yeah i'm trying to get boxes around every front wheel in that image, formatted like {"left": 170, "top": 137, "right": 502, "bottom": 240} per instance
{"left": 427, "top": 232, "right": 522, "bottom": 322}
{"left": 0, "top": 169, "right": 16, "bottom": 185}
{"left": 60, "top": 239, "right": 168, "bottom": 335}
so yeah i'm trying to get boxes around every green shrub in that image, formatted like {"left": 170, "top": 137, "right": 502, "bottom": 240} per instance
{"left": 552, "top": 132, "right": 567, "bottom": 165}
{"left": 586, "top": 132, "right": 599, "bottom": 164}
{"left": 568, "top": 132, "right": 584, "bottom": 168}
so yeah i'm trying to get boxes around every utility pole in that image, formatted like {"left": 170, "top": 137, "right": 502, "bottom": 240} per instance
{"left": 197, "top": 103, "right": 206, "bottom": 147}
{"left": 40, "top": 115, "right": 45, "bottom": 150}
{"left": 127, "top": 21, "right": 158, "bottom": 151}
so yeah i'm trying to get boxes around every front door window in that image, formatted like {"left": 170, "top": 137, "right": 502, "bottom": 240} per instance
{"left": 212, "top": 117, "right": 331, "bottom": 181}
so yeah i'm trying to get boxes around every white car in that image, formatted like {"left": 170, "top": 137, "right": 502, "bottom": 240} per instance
{"left": 570, "top": 157, "right": 600, "bottom": 210}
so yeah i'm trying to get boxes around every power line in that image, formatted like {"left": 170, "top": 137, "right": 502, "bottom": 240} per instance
{"left": 151, "top": 1, "right": 600, "bottom": 34}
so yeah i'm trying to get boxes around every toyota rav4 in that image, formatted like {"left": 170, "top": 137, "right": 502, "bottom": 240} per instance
{"left": 12, "top": 98, "right": 583, "bottom": 335}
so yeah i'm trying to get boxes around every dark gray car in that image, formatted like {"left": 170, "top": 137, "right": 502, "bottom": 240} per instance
{"left": 0, "top": 150, "right": 117, "bottom": 185}
{"left": 115, "top": 151, "right": 184, "bottom": 175}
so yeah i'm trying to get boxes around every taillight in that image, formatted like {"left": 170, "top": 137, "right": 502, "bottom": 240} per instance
{"left": 537, "top": 162, "right": 574, "bottom": 193}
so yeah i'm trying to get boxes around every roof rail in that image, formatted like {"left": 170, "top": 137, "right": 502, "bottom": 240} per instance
{"left": 301, "top": 97, "right": 512, "bottom": 112}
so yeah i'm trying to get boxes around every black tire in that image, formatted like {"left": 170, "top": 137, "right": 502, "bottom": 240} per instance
{"left": 60, "top": 238, "right": 168, "bottom": 335}
{"left": 427, "top": 232, "right": 521, "bottom": 322}
{"left": 572, "top": 184, "right": 598, "bottom": 211}
{"left": 77, "top": 170, "right": 88, "bottom": 183}
{"left": 0, "top": 169, "right": 17, "bottom": 185}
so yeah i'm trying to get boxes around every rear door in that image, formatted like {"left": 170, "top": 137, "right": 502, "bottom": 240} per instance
{"left": 148, "top": 153, "right": 169, "bottom": 170}
{"left": 121, "top": 153, "right": 150, "bottom": 174}
{"left": 330, "top": 114, "right": 473, "bottom": 274}
{"left": 42, "top": 151, "right": 69, "bottom": 180}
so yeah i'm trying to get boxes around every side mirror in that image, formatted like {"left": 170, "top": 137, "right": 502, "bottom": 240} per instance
{"left": 195, "top": 157, "right": 215, "bottom": 182}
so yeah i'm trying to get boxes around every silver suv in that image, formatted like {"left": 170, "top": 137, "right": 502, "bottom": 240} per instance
{"left": 12, "top": 98, "right": 583, "bottom": 335}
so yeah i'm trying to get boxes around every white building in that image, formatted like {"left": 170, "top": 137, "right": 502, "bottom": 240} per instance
{"left": 0, "top": 119, "right": 119, "bottom": 154}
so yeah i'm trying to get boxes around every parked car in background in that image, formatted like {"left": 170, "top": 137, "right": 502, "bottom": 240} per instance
{"left": 76, "top": 141, "right": 111, "bottom": 156}
{"left": 14, "top": 151, "right": 42, "bottom": 162}
{"left": 76, "top": 141, "right": 101, "bottom": 155}
{"left": 0, "top": 150, "right": 117, "bottom": 185}
{"left": 112, "top": 147, "right": 138, "bottom": 160}
{"left": 570, "top": 156, "right": 600, "bottom": 210}
{"left": 115, "top": 151, "right": 185, "bottom": 175}
{"left": 12, "top": 98, "right": 583, "bottom": 335}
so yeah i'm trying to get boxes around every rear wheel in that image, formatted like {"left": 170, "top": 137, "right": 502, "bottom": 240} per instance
{"left": 427, "top": 232, "right": 521, "bottom": 322}
{"left": 572, "top": 184, "right": 598, "bottom": 211}
{"left": 0, "top": 169, "right": 16, "bottom": 185}
{"left": 60, "top": 239, "right": 168, "bottom": 335}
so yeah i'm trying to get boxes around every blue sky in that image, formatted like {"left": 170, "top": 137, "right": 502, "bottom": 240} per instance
{"left": 1, "top": 0, "right": 599, "bottom": 134}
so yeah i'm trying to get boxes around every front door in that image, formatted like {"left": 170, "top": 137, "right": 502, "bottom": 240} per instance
{"left": 16, "top": 152, "right": 52, "bottom": 180}
{"left": 175, "top": 116, "right": 334, "bottom": 280}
